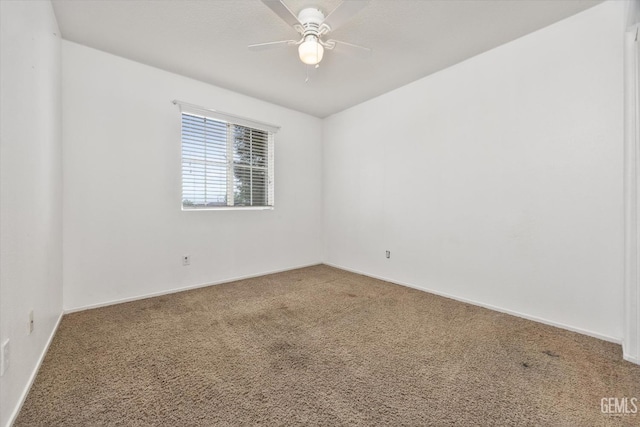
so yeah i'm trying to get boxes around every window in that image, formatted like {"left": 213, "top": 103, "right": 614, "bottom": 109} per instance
{"left": 178, "top": 103, "right": 277, "bottom": 210}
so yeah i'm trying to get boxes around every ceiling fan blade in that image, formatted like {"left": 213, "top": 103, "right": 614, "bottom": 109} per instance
{"left": 248, "top": 40, "right": 297, "bottom": 51}
{"left": 322, "top": 0, "right": 369, "bottom": 31}
{"left": 325, "top": 39, "right": 371, "bottom": 57}
{"left": 260, "top": 0, "right": 301, "bottom": 27}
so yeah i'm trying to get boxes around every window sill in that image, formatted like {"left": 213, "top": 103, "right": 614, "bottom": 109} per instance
{"left": 182, "top": 206, "right": 274, "bottom": 211}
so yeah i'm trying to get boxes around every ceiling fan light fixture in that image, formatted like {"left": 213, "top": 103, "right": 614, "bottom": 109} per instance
{"left": 298, "top": 35, "right": 324, "bottom": 65}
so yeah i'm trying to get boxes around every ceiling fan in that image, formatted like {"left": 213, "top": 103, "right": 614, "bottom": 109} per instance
{"left": 249, "top": 0, "right": 371, "bottom": 67}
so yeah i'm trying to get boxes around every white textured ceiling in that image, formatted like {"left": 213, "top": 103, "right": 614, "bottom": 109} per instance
{"left": 51, "top": 0, "right": 601, "bottom": 118}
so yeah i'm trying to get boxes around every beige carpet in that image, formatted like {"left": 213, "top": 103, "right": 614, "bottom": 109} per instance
{"left": 16, "top": 265, "right": 640, "bottom": 426}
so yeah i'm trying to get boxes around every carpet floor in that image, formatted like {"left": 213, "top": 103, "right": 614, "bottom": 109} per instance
{"left": 15, "top": 265, "right": 640, "bottom": 426}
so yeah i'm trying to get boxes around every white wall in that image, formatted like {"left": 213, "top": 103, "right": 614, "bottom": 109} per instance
{"left": 62, "top": 41, "right": 323, "bottom": 311}
{"left": 323, "top": 1, "right": 625, "bottom": 342}
{"left": 623, "top": 0, "right": 640, "bottom": 364}
{"left": 0, "top": 1, "right": 63, "bottom": 425}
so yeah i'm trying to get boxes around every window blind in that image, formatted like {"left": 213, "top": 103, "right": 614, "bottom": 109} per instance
{"left": 181, "top": 113, "right": 275, "bottom": 209}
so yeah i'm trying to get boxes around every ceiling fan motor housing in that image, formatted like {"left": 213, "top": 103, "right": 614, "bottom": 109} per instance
{"left": 297, "top": 8, "right": 328, "bottom": 37}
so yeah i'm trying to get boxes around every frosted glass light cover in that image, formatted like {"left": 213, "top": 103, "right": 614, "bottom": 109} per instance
{"left": 298, "top": 39, "right": 324, "bottom": 65}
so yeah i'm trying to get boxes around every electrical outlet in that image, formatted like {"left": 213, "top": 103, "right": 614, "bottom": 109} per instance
{"left": 1, "top": 339, "right": 9, "bottom": 376}
{"left": 385, "top": 250, "right": 391, "bottom": 259}
{"left": 29, "top": 309, "right": 34, "bottom": 334}
{"left": 183, "top": 255, "right": 190, "bottom": 266}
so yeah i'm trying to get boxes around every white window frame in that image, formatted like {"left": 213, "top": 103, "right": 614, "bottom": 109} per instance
{"left": 175, "top": 100, "right": 279, "bottom": 211}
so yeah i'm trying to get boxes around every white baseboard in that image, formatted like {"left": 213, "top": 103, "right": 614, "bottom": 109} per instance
{"left": 324, "top": 262, "right": 622, "bottom": 345}
{"left": 64, "top": 262, "right": 322, "bottom": 314}
{"left": 6, "top": 311, "right": 63, "bottom": 427}
{"left": 623, "top": 352, "right": 640, "bottom": 365}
